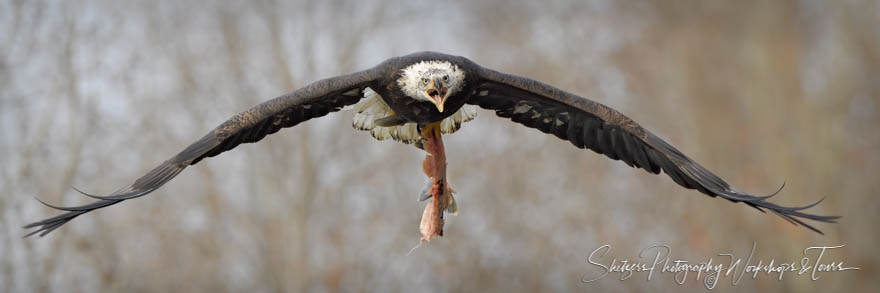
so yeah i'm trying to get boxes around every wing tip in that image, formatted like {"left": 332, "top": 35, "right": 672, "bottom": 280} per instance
{"left": 719, "top": 187, "right": 839, "bottom": 235}
{"left": 22, "top": 186, "right": 139, "bottom": 238}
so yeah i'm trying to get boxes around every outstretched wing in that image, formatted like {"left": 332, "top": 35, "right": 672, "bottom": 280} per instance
{"left": 470, "top": 67, "right": 838, "bottom": 234}
{"left": 24, "top": 66, "right": 385, "bottom": 237}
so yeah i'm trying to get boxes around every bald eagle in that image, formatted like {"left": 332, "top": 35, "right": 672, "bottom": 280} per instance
{"left": 24, "top": 52, "right": 837, "bottom": 240}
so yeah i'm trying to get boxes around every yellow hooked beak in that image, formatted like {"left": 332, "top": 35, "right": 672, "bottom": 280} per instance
{"left": 425, "top": 77, "right": 449, "bottom": 112}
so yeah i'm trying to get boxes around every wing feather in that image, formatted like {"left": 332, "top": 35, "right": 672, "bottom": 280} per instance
{"left": 472, "top": 67, "right": 838, "bottom": 234}
{"left": 23, "top": 66, "right": 384, "bottom": 237}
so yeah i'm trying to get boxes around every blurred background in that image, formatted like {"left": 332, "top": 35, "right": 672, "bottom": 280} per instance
{"left": 1, "top": 0, "right": 877, "bottom": 292}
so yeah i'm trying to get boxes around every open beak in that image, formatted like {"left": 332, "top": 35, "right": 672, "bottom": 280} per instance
{"left": 425, "top": 77, "right": 449, "bottom": 112}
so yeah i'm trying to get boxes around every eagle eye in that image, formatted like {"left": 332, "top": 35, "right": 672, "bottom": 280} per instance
{"left": 442, "top": 75, "right": 449, "bottom": 82}
{"left": 421, "top": 78, "right": 429, "bottom": 85}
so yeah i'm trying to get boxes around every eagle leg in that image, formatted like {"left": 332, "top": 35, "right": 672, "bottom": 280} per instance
{"left": 418, "top": 122, "right": 455, "bottom": 243}
{"left": 374, "top": 115, "right": 407, "bottom": 127}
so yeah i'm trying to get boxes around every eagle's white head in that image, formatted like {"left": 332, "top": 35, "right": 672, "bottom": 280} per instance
{"left": 397, "top": 61, "right": 465, "bottom": 112}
